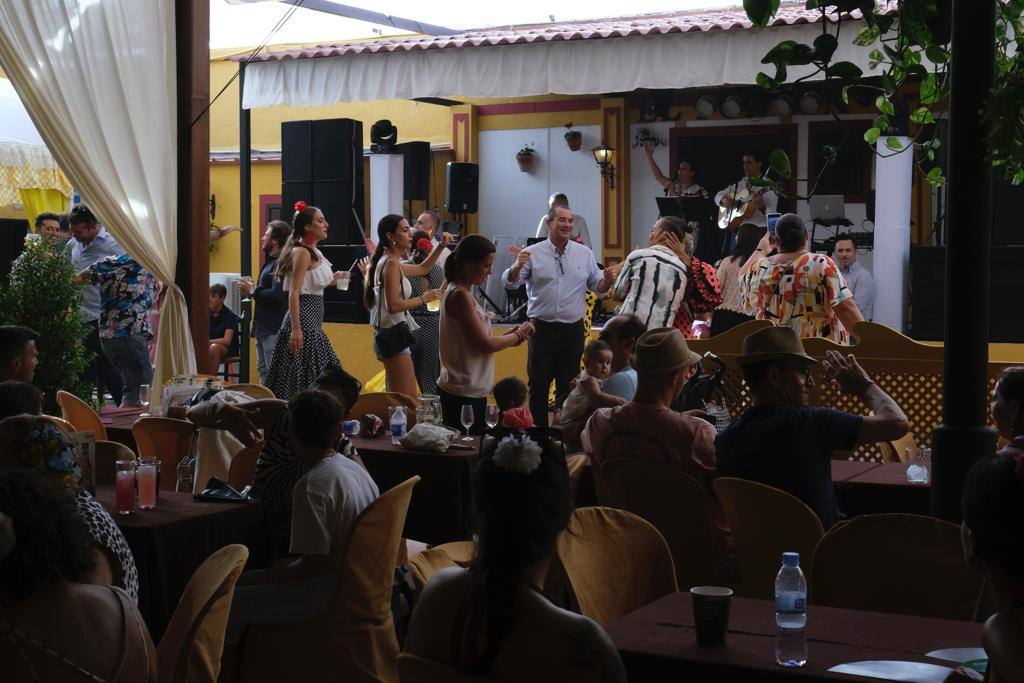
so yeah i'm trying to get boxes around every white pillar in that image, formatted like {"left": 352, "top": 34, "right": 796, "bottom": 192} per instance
{"left": 873, "top": 136, "right": 913, "bottom": 332}
{"left": 369, "top": 154, "right": 404, "bottom": 237}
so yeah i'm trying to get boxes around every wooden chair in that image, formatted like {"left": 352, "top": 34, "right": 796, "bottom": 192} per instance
{"left": 228, "top": 383, "right": 275, "bottom": 400}
{"left": 547, "top": 507, "right": 678, "bottom": 626}
{"left": 95, "top": 440, "right": 136, "bottom": 486}
{"left": 349, "top": 391, "right": 418, "bottom": 427}
{"left": 602, "top": 459, "right": 736, "bottom": 589}
{"left": 398, "top": 653, "right": 499, "bottom": 683}
{"left": 880, "top": 431, "right": 919, "bottom": 463}
{"left": 406, "top": 541, "right": 476, "bottom": 594}
{"left": 162, "top": 374, "right": 220, "bottom": 386}
{"left": 43, "top": 414, "right": 78, "bottom": 434}
{"left": 565, "top": 453, "right": 589, "bottom": 507}
{"left": 133, "top": 417, "right": 194, "bottom": 490}
{"left": 713, "top": 477, "right": 825, "bottom": 599}
{"left": 227, "top": 444, "right": 260, "bottom": 491}
{"left": 239, "top": 477, "right": 420, "bottom": 683}
{"left": 157, "top": 544, "right": 249, "bottom": 683}
{"left": 220, "top": 356, "right": 242, "bottom": 382}
{"left": 56, "top": 390, "right": 107, "bottom": 440}
{"left": 811, "top": 514, "right": 984, "bottom": 621}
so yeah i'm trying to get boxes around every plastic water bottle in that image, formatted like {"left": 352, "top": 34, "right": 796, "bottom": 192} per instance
{"left": 390, "top": 406, "right": 407, "bottom": 445}
{"left": 774, "top": 551, "right": 808, "bottom": 667}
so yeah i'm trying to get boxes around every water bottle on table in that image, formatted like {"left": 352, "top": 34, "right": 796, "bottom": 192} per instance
{"left": 775, "top": 551, "right": 807, "bottom": 667}
{"left": 389, "top": 405, "right": 407, "bottom": 445}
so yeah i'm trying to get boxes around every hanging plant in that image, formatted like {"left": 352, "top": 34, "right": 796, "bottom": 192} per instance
{"left": 632, "top": 127, "right": 664, "bottom": 149}
{"left": 564, "top": 121, "right": 583, "bottom": 151}
{"left": 516, "top": 143, "right": 536, "bottom": 172}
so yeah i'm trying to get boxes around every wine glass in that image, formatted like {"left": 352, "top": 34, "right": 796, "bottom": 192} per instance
{"left": 460, "top": 404, "right": 475, "bottom": 442}
{"left": 485, "top": 403, "right": 499, "bottom": 431}
{"left": 139, "top": 384, "right": 151, "bottom": 417}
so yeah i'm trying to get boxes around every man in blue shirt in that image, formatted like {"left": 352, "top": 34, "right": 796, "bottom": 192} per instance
{"left": 69, "top": 205, "right": 126, "bottom": 404}
{"left": 240, "top": 220, "right": 290, "bottom": 383}
{"left": 503, "top": 206, "right": 614, "bottom": 427}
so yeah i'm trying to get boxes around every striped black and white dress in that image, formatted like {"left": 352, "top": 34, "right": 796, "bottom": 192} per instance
{"left": 613, "top": 244, "right": 690, "bottom": 330}
{"left": 265, "top": 247, "right": 341, "bottom": 401}
{"left": 408, "top": 263, "right": 444, "bottom": 395}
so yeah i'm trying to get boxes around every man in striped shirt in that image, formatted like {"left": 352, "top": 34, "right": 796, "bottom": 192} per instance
{"left": 612, "top": 216, "right": 691, "bottom": 330}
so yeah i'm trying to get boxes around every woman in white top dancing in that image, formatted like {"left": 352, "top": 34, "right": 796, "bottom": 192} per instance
{"left": 265, "top": 201, "right": 347, "bottom": 400}
{"left": 364, "top": 214, "right": 450, "bottom": 398}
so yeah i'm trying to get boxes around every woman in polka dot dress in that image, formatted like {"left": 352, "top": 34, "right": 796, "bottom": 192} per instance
{"left": 265, "top": 202, "right": 347, "bottom": 400}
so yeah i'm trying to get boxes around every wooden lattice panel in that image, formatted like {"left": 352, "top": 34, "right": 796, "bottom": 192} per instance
{"left": 690, "top": 321, "right": 1016, "bottom": 464}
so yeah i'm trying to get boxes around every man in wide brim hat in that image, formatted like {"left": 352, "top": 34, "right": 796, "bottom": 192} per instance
{"left": 715, "top": 324, "right": 909, "bottom": 529}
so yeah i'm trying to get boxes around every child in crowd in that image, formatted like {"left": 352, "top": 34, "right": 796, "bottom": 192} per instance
{"left": 493, "top": 376, "right": 529, "bottom": 426}
{"left": 222, "top": 389, "right": 379, "bottom": 680}
{"left": 558, "top": 340, "right": 626, "bottom": 451}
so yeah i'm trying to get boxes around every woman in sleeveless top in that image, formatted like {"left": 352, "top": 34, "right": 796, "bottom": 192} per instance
{"left": 407, "top": 230, "right": 445, "bottom": 395}
{"left": 0, "top": 469, "right": 156, "bottom": 683}
{"left": 404, "top": 429, "right": 626, "bottom": 682}
{"left": 364, "top": 215, "right": 450, "bottom": 399}
{"left": 265, "top": 202, "right": 346, "bottom": 401}
{"left": 437, "top": 236, "right": 534, "bottom": 435}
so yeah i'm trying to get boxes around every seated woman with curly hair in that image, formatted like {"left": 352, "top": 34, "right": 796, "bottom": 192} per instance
{"left": 0, "top": 412, "right": 138, "bottom": 603}
{"left": 404, "top": 428, "right": 626, "bottom": 681}
{"left": 0, "top": 469, "right": 156, "bottom": 681}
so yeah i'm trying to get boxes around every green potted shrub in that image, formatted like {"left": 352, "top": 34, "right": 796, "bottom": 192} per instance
{"left": 515, "top": 143, "right": 536, "bottom": 172}
{"left": 564, "top": 121, "right": 583, "bottom": 151}
{"left": 0, "top": 235, "right": 91, "bottom": 413}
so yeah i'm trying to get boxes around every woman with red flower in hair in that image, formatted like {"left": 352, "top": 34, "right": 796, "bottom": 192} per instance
{"left": 407, "top": 229, "right": 447, "bottom": 394}
{"left": 265, "top": 202, "right": 349, "bottom": 400}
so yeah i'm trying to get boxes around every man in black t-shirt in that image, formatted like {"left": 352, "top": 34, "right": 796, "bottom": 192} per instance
{"left": 716, "top": 327, "right": 909, "bottom": 527}
{"left": 209, "top": 283, "right": 241, "bottom": 374}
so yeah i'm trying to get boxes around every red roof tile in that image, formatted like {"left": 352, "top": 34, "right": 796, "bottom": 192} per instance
{"left": 234, "top": 2, "right": 896, "bottom": 63}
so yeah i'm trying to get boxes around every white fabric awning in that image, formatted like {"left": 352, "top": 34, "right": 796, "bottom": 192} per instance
{"left": 243, "top": 21, "right": 894, "bottom": 109}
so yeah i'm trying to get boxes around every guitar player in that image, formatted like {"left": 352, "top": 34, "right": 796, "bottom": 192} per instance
{"left": 714, "top": 151, "right": 778, "bottom": 255}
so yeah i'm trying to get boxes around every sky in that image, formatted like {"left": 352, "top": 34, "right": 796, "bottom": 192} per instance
{"left": 211, "top": 0, "right": 738, "bottom": 49}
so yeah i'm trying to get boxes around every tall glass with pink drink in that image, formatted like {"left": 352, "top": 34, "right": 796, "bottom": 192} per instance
{"left": 137, "top": 458, "right": 159, "bottom": 509}
{"left": 115, "top": 460, "right": 136, "bottom": 515}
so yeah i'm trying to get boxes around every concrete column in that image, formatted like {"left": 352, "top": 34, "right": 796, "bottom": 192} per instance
{"left": 369, "top": 154, "right": 404, "bottom": 235}
{"left": 872, "top": 137, "right": 913, "bottom": 332}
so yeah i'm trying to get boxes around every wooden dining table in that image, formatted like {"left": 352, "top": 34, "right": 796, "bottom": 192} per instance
{"left": 352, "top": 435, "right": 481, "bottom": 546}
{"left": 607, "top": 592, "right": 982, "bottom": 682}
{"left": 100, "top": 404, "right": 147, "bottom": 451}
{"left": 835, "top": 462, "right": 931, "bottom": 517}
{"left": 95, "top": 485, "right": 271, "bottom": 641}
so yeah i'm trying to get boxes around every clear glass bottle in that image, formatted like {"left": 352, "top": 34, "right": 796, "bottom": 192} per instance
{"left": 774, "top": 551, "right": 808, "bottom": 667}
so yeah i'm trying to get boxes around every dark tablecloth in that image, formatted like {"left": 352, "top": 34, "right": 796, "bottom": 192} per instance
{"left": 353, "top": 436, "right": 479, "bottom": 546}
{"left": 101, "top": 405, "right": 145, "bottom": 452}
{"left": 836, "top": 462, "right": 931, "bottom": 517}
{"left": 607, "top": 592, "right": 981, "bottom": 682}
{"left": 95, "top": 486, "right": 271, "bottom": 640}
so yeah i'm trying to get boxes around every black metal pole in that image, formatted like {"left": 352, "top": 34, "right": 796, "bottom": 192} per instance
{"left": 931, "top": 0, "right": 998, "bottom": 521}
{"left": 239, "top": 62, "right": 253, "bottom": 384}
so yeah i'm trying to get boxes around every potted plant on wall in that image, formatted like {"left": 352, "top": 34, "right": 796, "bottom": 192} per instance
{"left": 564, "top": 121, "right": 583, "bottom": 151}
{"left": 515, "top": 143, "right": 536, "bottom": 172}
{"left": 632, "top": 127, "right": 664, "bottom": 150}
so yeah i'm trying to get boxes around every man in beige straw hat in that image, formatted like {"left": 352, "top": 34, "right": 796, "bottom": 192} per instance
{"left": 716, "top": 326, "right": 908, "bottom": 528}
{"left": 582, "top": 327, "right": 733, "bottom": 550}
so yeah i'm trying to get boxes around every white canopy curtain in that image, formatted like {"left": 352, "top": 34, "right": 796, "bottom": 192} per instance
{"left": 241, "top": 21, "right": 918, "bottom": 109}
{"left": 0, "top": 0, "right": 195, "bottom": 388}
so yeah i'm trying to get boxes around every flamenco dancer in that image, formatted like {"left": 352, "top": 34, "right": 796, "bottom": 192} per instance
{"left": 265, "top": 201, "right": 347, "bottom": 400}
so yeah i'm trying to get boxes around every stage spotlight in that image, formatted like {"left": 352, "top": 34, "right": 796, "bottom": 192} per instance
{"left": 721, "top": 95, "right": 747, "bottom": 119}
{"left": 798, "top": 91, "right": 825, "bottom": 114}
{"left": 695, "top": 96, "right": 717, "bottom": 119}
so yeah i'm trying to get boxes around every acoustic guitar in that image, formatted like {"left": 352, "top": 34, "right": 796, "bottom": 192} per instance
{"left": 716, "top": 187, "right": 761, "bottom": 231}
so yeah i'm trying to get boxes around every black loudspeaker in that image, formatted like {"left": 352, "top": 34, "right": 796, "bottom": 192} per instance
{"left": 445, "top": 162, "right": 479, "bottom": 214}
{"left": 319, "top": 244, "right": 370, "bottom": 324}
{"left": 396, "top": 141, "right": 431, "bottom": 201}
{"left": 282, "top": 118, "right": 365, "bottom": 244}
{"left": 910, "top": 246, "right": 1024, "bottom": 342}
{"left": 993, "top": 180, "right": 1024, "bottom": 246}
{"left": 281, "top": 121, "right": 312, "bottom": 183}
